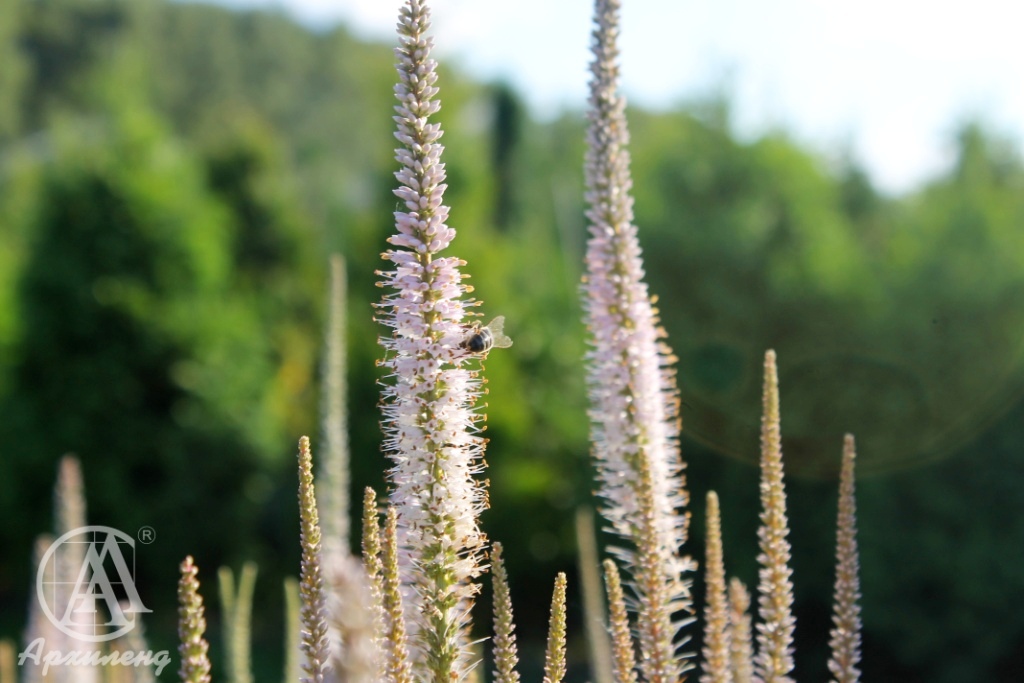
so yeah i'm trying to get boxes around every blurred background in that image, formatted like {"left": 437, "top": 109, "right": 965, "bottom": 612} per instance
{"left": 1, "top": 0, "right": 1023, "bottom": 681}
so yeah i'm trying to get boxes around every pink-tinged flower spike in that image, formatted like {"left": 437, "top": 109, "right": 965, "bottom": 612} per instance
{"left": 23, "top": 535, "right": 56, "bottom": 683}
{"left": 754, "top": 351, "right": 796, "bottom": 683}
{"left": 177, "top": 556, "right": 211, "bottom": 683}
{"left": 827, "top": 435, "right": 862, "bottom": 683}
{"left": 582, "top": 0, "right": 694, "bottom": 680}
{"left": 53, "top": 456, "right": 99, "bottom": 683}
{"left": 325, "top": 553, "right": 379, "bottom": 683}
{"left": 376, "top": 0, "right": 489, "bottom": 680}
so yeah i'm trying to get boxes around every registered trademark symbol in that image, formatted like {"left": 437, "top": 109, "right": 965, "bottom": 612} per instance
{"left": 138, "top": 526, "right": 156, "bottom": 544}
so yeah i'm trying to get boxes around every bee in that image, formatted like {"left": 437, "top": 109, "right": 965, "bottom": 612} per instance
{"left": 461, "top": 316, "right": 513, "bottom": 354}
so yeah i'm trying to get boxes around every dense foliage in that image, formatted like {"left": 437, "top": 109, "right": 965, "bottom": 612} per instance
{"left": 1, "top": 1, "right": 1022, "bottom": 681}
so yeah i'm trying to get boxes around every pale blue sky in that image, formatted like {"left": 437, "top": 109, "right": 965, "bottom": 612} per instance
{"left": 210, "top": 0, "right": 1024, "bottom": 194}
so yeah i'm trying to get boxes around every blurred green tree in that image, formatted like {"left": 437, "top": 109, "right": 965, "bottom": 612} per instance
{"left": 0, "top": 107, "right": 323, "bottom": 652}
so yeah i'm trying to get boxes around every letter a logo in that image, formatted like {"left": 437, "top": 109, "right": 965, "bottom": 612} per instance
{"left": 37, "top": 526, "right": 152, "bottom": 643}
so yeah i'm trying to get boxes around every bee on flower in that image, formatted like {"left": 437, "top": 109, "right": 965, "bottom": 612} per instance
{"left": 460, "top": 316, "right": 513, "bottom": 355}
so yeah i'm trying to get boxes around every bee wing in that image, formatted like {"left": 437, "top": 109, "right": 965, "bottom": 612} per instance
{"left": 486, "top": 316, "right": 513, "bottom": 349}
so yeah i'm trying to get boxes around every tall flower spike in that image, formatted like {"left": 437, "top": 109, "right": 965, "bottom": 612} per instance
{"left": 54, "top": 455, "right": 86, "bottom": 539}
{"left": 576, "top": 508, "right": 614, "bottom": 683}
{"left": 362, "top": 487, "right": 387, "bottom": 649}
{"left": 177, "top": 556, "right": 211, "bottom": 683}
{"left": 377, "top": 1, "right": 488, "bottom": 679}
{"left": 297, "top": 436, "right": 330, "bottom": 683}
{"left": 490, "top": 543, "right": 521, "bottom": 683}
{"left": 326, "top": 553, "right": 379, "bottom": 683}
{"left": 320, "top": 254, "right": 352, "bottom": 560}
{"left": 218, "top": 562, "right": 257, "bottom": 683}
{"left": 701, "top": 492, "right": 732, "bottom": 683}
{"left": 827, "top": 435, "right": 862, "bottom": 683}
{"left": 582, "top": 0, "right": 693, "bottom": 680}
{"left": 603, "top": 560, "right": 638, "bottom": 683}
{"left": 23, "top": 535, "right": 55, "bottom": 683}
{"left": 727, "top": 579, "right": 754, "bottom": 683}
{"left": 382, "top": 507, "right": 413, "bottom": 683}
{"left": 542, "top": 573, "right": 568, "bottom": 683}
{"left": 111, "top": 601, "right": 157, "bottom": 683}
{"left": 754, "top": 351, "right": 796, "bottom": 683}
{"left": 54, "top": 456, "right": 100, "bottom": 683}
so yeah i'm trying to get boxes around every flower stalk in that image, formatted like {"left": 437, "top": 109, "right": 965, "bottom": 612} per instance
{"left": 582, "top": 0, "right": 693, "bottom": 680}
{"left": 542, "top": 573, "right": 568, "bottom": 683}
{"left": 603, "top": 560, "right": 638, "bottom": 683}
{"left": 490, "top": 543, "right": 521, "bottom": 683}
{"left": 382, "top": 507, "right": 413, "bottom": 683}
{"left": 218, "top": 562, "right": 257, "bottom": 683}
{"left": 297, "top": 436, "right": 330, "bottom": 683}
{"left": 376, "top": 1, "right": 489, "bottom": 680}
{"left": 754, "top": 351, "right": 796, "bottom": 683}
{"left": 320, "top": 253, "right": 352, "bottom": 560}
{"left": 727, "top": 579, "right": 754, "bottom": 683}
{"left": 827, "top": 435, "right": 863, "bottom": 683}
{"left": 701, "top": 492, "right": 732, "bottom": 683}
{"left": 576, "top": 508, "right": 614, "bottom": 683}
{"left": 325, "top": 553, "right": 378, "bottom": 683}
{"left": 362, "top": 487, "right": 386, "bottom": 648}
{"left": 177, "top": 556, "right": 211, "bottom": 683}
